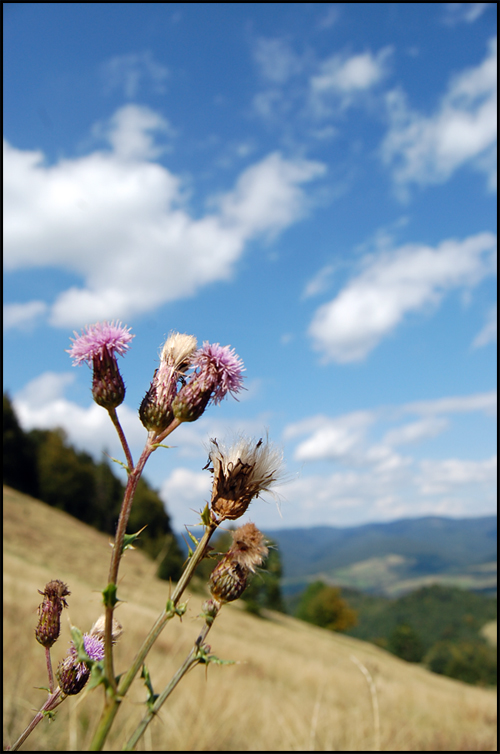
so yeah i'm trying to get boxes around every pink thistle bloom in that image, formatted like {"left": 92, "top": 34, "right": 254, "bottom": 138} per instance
{"left": 68, "top": 321, "right": 134, "bottom": 366}
{"left": 172, "top": 342, "right": 245, "bottom": 423}
{"left": 192, "top": 342, "right": 245, "bottom": 404}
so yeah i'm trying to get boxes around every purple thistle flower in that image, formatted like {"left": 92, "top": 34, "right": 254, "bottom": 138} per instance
{"left": 191, "top": 342, "right": 245, "bottom": 404}
{"left": 67, "top": 321, "right": 133, "bottom": 409}
{"left": 172, "top": 342, "right": 245, "bottom": 423}
{"left": 68, "top": 321, "right": 133, "bottom": 366}
{"left": 56, "top": 633, "right": 105, "bottom": 695}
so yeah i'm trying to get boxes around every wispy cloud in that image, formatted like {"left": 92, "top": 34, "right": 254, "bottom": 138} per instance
{"left": 472, "top": 304, "right": 497, "bottom": 348}
{"left": 277, "top": 390, "right": 497, "bottom": 526}
{"left": 4, "top": 105, "right": 325, "bottom": 329}
{"left": 442, "top": 3, "right": 493, "bottom": 25}
{"left": 382, "top": 37, "right": 497, "bottom": 193}
{"left": 308, "top": 232, "right": 497, "bottom": 363}
{"left": 253, "top": 37, "right": 304, "bottom": 84}
{"left": 101, "top": 51, "right": 170, "bottom": 98}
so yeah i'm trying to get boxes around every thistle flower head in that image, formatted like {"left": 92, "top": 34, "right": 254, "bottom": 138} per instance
{"left": 68, "top": 321, "right": 133, "bottom": 366}
{"left": 67, "top": 321, "right": 133, "bottom": 409}
{"left": 227, "top": 522, "right": 269, "bottom": 573}
{"left": 56, "top": 623, "right": 111, "bottom": 696}
{"left": 140, "top": 332, "right": 198, "bottom": 432}
{"left": 209, "top": 523, "right": 268, "bottom": 605}
{"left": 207, "top": 437, "right": 284, "bottom": 521}
{"left": 35, "top": 580, "right": 70, "bottom": 648}
{"left": 172, "top": 342, "right": 245, "bottom": 423}
{"left": 160, "top": 332, "right": 198, "bottom": 372}
{"left": 191, "top": 342, "right": 245, "bottom": 404}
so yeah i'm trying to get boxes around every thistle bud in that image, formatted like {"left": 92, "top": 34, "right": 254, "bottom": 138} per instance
{"left": 209, "top": 558, "right": 249, "bottom": 604}
{"left": 91, "top": 347, "right": 126, "bottom": 409}
{"left": 35, "top": 580, "right": 70, "bottom": 648}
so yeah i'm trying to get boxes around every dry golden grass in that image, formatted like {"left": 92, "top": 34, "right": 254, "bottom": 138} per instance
{"left": 3, "top": 486, "right": 497, "bottom": 751}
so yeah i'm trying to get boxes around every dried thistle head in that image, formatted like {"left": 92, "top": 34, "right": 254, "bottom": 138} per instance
{"left": 88, "top": 615, "right": 123, "bottom": 644}
{"left": 160, "top": 331, "right": 198, "bottom": 372}
{"left": 209, "top": 523, "right": 268, "bottom": 605}
{"left": 35, "top": 580, "right": 70, "bottom": 648}
{"left": 207, "top": 437, "right": 283, "bottom": 521}
{"left": 227, "top": 522, "right": 269, "bottom": 572}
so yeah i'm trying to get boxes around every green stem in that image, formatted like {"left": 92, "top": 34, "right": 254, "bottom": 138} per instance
{"left": 123, "top": 622, "right": 213, "bottom": 751}
{"left": 89, "top": 521, "right": 217, "bottom": 751}
{"left": 107, "top": 407, "right": 134, "bottom": 472}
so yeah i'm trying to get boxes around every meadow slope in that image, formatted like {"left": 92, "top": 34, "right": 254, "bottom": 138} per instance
{"left": 3, "top": 487, "right": 497, "bottom": 752}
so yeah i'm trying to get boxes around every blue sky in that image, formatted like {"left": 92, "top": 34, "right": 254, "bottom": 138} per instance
{"left": 4, "top": 3, "right": 497, "bottom": 533}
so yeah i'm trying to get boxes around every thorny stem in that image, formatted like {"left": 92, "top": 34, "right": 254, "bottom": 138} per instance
{"left": 123, "top": 621, "right": 214, "bottom": 750}
{"left": 89, "top": 522, "right": 217, "bottom": 751}
{"left": 7, "top": 688, "right": 63, "bottom": 752}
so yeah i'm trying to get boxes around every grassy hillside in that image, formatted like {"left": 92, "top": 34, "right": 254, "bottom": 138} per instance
{"left": 3, "top": 486, "right": 497, "bottom": 752}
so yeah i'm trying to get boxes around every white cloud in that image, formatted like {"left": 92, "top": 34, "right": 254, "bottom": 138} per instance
{"left": 4, "top": 105, "right": 325, "bottom": 329}
{"left": 101, "top": 51, "right": 170, "bottom": 98}
{"left": 403, "top": 390, "right": 497, "bottom": 417}
{"left": 382, "top": 37, "right": 497, "bottom": 192}
{"left": 383, "top": 417, "right": 449, "bottom": 446}
{"left": 3, "top": 301, "right": 48, "bottom": 330}
{"left": 472, "top": 304, "right": 497, "bottom": 348}
{"left": 308, "top": 231, "right": 497, "bottom": 363}
{"left": 253, "top": 37, "right": 303, "bottom": 84}
{"left": 309, "top": 47, "right": 392, "bottom": 113}
{"left": 290, "top": 411, "right": 375, "bottom": 462}
{"left": 302, "top": 263, "right": 336, "bottom": 299}
{"left": 417, "top": 455, "right": 497, "bottom": 494}
{"left": 160, "top": 467, "right": 212, "bottom": 528}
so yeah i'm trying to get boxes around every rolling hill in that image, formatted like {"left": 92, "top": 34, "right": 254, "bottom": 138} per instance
{"left": 266, "top": 516, "right": 497, "bottom": 596}
{"left": 3, "top": 486, "right": 497, "bottom": 751}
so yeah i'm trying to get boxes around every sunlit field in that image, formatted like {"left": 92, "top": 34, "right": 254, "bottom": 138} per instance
{"left": 3, "top": 487, "right": 497, "bottom": 751}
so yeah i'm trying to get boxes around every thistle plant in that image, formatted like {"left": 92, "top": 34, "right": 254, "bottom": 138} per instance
{"left": 7, "top": 321, "right": 283, "bottom": 752}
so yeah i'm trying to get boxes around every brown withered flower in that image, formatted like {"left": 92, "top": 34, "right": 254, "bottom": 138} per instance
{"left": 207, "top": 437, "right": 283, "bottom": 522}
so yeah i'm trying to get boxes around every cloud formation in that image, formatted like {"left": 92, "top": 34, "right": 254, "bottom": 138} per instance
{"left": 4, "top": 105, "right": 325, "bottom": 330}
{"left": 382, "top": 37, "right": 497, "bottom": 192}
{"left": 308, "top": 231, "right": 497, "bottom": 363}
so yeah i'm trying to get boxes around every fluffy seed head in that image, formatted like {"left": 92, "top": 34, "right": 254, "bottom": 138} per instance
{"left": 140, "top": 332, "right": 198, "bottom": 432}
{"left": 207, "top": 437, "right": 284, "bottom": 521}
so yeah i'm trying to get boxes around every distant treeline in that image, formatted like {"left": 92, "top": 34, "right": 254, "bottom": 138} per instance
{"left": 3, "top": 393, "right": 184, "bottom": 580}
{"left": 293, "top": 581, "right": 497, "bottom": 686}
